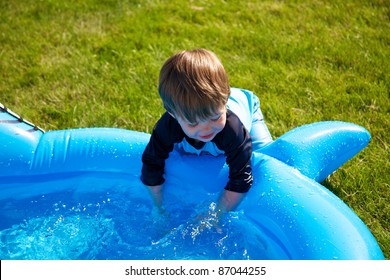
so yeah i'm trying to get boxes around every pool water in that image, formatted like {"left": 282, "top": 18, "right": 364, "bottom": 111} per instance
{"left": 0, "top": 187, "right": 286, "bottom": 260}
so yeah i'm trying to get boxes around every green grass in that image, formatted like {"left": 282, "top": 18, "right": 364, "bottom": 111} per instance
{"left": 0, "top": 0, "right": 389, "bottom": 258}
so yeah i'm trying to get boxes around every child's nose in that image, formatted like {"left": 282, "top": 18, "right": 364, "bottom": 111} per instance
{"left": 200, "top": 122, "right": 212, "bottom": 132}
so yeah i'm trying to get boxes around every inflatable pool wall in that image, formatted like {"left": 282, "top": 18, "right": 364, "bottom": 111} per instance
{"left": 0, "top": 103, "right": 384, "bottom": 259}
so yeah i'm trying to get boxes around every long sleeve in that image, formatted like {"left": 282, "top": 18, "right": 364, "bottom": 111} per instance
{"left": 141, "top": 113, "right": 184, "bottom": 186}
{"left": 214, "top": 110, "right": 253, "bottom": 193}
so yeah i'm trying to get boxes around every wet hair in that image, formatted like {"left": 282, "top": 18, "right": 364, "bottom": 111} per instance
{"left": 158, "top": 49, "right": 230, "bottom": 123}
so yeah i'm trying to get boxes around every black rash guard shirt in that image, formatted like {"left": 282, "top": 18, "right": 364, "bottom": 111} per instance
{"left": 141, "top": 109, "right": 253, "bottom": 193}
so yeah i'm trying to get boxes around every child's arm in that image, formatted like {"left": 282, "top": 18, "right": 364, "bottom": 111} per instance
{"left": 217, "top": 189, "right": 245, "bottom": 212}
{"left": 146, "top": 184, "right": 163, "bottom": 210}
{"left": 141, "top": 113, "right": 182, "bottom": 211}
{"left": 217, "top": 111, "right": 253, "bottom": 199}
{"left": 194, "top": 190, "right": 245, "bottom": 234}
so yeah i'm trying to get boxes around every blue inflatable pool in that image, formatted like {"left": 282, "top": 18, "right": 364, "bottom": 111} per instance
{"left": 0, "top": 103, "right": 384, "bottom": 259}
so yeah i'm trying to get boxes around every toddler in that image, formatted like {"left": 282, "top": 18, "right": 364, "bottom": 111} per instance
{"left": 141, "top": 49, "right": 272, "bottom": 215}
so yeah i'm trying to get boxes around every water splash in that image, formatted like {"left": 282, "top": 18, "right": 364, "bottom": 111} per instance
{"left": 0, "top": 189, "right": 285, "bottom": 260}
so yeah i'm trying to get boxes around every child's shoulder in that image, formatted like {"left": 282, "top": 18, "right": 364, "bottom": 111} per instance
{"left": 217, "top": 110, "right": 247, "bottom": 143}
{"left": 153, "top": 112, "right": 184, "bottom": 141}
{"left": 155, "top": 112, "right": 177, "bottom": 127}
{"left": 224, "top": 109, "right": 246, "bottom": 132}
{"left": 215, "top": 109, "right": 251, "bottom": 152}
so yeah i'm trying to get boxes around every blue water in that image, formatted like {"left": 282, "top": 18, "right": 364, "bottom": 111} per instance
{"left": 0, "top": 188, "right": 286, "bottom": 260}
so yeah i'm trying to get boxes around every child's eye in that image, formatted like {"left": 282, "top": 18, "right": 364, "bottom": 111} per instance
{"left": 211, "top": 115, "right": 222, "bottom": 122}
{"left": 188, "top": 122, "right": 198, "bottom": 127}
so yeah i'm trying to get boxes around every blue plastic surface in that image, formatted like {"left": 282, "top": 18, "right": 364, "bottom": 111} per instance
{"left": 0, "top": 105, "right": 384, "bottom": 259}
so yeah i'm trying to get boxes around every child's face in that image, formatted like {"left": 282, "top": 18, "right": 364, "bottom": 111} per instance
{"left": 173, "top": 107, "right": 227, "bottom": 142}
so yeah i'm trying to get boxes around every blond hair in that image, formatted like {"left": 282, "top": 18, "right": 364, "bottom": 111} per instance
{"left": 158, "top": 49, "right": 230, "bottom": 123}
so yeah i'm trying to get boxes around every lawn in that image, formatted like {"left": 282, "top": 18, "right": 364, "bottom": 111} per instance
{"left": 0, "top": 0, "right": 389, "bottom": 258}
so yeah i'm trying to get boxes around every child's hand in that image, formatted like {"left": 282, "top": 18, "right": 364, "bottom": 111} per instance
{"left": 151, "top": 204, "right": 169, "bottom": 218}
{"left": 151, "top": 205, "right": 171, "bottom": 236}
{"left": 193, "top": 202, "right": 223, "bottom": 234}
